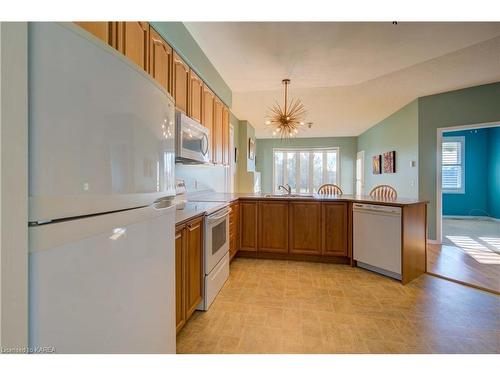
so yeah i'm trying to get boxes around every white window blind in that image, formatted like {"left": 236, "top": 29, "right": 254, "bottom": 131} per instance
{"left": 273, "top": 148, "right": 339, "bottom": 193}
{"left": 442, "top": 136, "right": 465, "bottom": 193}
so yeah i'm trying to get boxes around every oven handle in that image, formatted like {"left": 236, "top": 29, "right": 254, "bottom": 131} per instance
{"left": 206, "top": 208, "right": 231, "bottom": 222}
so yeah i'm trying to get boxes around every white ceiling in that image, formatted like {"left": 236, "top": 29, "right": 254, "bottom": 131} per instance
{"left": 184, "top": 22, "right": 500, "bottom": 137}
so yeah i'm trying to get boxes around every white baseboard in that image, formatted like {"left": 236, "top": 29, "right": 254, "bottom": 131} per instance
{"left": 443, "top": 215, "right": 500, "bottom": 222}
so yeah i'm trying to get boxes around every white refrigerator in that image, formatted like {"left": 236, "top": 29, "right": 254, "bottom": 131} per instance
{"left": 28, "top": 23, "right": 177, "bottom": 353}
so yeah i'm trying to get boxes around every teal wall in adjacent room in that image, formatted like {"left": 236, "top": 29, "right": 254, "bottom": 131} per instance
{"left": 487, "top": 126, "right": 500, "bottom": 219}
{"left": 255, "top": 137, "right": 358, "bottom": 194}
{"left": 357, "top": 100, "right": 419, "bottom": 199}
{"left": 442, "top": 129, "right": 489, "bottom": 216}
{"left": 150, "top": 22, "right": 232, "bottom": 107}
{"left": 418, "top": 82, "right": 500, "bottom": 239}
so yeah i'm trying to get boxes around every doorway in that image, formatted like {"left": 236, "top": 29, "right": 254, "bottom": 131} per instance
{"left": 356, "top": 151, "right": 365, "bottom": 196}
{"left": 428, "top": 122, "right": 500, "bottom": 293}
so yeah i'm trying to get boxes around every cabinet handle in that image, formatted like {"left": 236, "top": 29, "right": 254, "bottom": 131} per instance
{"left": 187, "top": 223, "right": 200, "bottom": 231}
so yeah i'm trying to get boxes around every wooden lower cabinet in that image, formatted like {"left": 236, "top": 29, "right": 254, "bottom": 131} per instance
{"left": 175, "top": 216, "right": 203, "bottom": 334}
{"left": 258, "top": 201, "right": 289, "bottom": 253}
{"left": 289, "top": 201, "right": 321, "bottom": 254}
{"left": 229, "top": 202, "right": 239, "bottom": 260}
{"left": 321, "top": 202, "right": 348, "bottom": 256}
{"left": 239, "top": 201, "right": 257, "bottom": 251}
{"left": 175, "top": 227, "right": 185, "bottom": 333}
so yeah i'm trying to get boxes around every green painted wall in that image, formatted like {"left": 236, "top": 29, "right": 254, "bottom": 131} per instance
{"left": 237, "top": 120, "right": 260, "bottom": 192}
{"left": 150, "top": 22, "right": 232, "bottom": 107}
{"left": 418, "top": 82, "right": 500, "bottom": 239}
{"left": 357, "top": 100, "right": 419, "bottom": 199}
{"left": 255, "top": 137, "right": 357, "bottom": 194}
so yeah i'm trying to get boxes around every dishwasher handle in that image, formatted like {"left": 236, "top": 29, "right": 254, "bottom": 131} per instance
{"left": 353, "top": 203, "right": 401, "bottom": 215}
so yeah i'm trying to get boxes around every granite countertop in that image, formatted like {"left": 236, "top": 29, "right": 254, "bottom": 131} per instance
{"left": 187, "top": 191, "right": 428, "bottom": 207}
{"left": 175, "top": 201, "right": 229, "bottom": 225}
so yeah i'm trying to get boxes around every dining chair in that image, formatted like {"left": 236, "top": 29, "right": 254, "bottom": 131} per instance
{"left": 317, "top": 184, "right": 343, "bottom": 195}
{"left": 369, "top": 185, "right": 397, "bottom": 199}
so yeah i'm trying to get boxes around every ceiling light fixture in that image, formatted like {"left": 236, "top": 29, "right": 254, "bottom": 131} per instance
{"left": 265, "top": 79, "right": 308, "bottom": 140}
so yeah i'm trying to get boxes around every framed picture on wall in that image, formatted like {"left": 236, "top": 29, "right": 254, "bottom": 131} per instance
{"left": 248, "top": 138, "right": 255, "bottom": 160}
{"left": 372, "top": 155, "right": 382, "bottom": 174}
{"left": 383, "top": 151, "right": 396, "bottom": 173}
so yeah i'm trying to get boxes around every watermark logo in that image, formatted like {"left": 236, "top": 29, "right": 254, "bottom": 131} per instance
{"left": 1, "top": 346, "right": 56, "bottom": 354}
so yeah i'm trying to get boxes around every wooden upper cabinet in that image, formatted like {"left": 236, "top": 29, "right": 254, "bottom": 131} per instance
{"left": 202, "top": 86, "right": 215, "bottom": 161}
{"left": 258, "top": 201, "right": 289, "bottom": 253}
{"left": 149, "top": 27, "right": 172, "bottom": 93}
{"left": 116, "top": 22, "right": 149, "bottom": 72}
{"left": 321, "top": 202, "right": 348, "bottom": 256}
{"left": 173, "top": 52, "right": 190, "bottom": 114}
{"left": 213, "top": 97, "right": 224, "bottom": 164}
{"left": 222, "top": 106, "right": 230, "bottom": 166}
{"left": 175, "top": 226, "right": 185, "bottom": 334}
{"left": 185, "top": 217, "right": 203, "bottom": 318}
{"left": 189, "top": 70, "right": 203, "bottom": 123}
{"left": 239, "top": 201, "right": 257, "bottom": 251}
{"left": 75, "top": 22, "right": 115, "bottom": 46}
{"left": 289, "top": 201, "right": 321, "bottom": 255}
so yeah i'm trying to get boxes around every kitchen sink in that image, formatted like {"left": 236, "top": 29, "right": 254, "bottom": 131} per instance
{"left": 263, "top": 194, "right": 315, "bottom": 198}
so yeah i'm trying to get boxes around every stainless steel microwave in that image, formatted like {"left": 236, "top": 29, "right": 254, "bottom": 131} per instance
{"left": 175, "top": 111, "right": 210, "bottom": 164}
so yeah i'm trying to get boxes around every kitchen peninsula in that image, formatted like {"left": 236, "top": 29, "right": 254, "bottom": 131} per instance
{"left": 185, "top": 192, "right": 428, "bottom": 285}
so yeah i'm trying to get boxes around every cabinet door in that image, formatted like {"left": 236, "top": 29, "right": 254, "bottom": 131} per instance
{"left": 202, "top": 86, "right": 215, "bottom": 161}
{"left": 117, "top": 22, "right": 149, "bottom": 71}
{"left": 239, "top": 201, "right": 257, "bottom": 251}
{"left": 213, "top": 97, "right": 224, "bottom": 164}
{"left": 173, "top": 52, "right": 190, "bottom": 114}
{"left": 222, "top": 106, "right": 230, "bottom": 166}
{"left": 229, "top": 202, "right": 239, "bottom": 259}
{"left": 149, "top": 27, "right": 172, "bottom": 93}
{"left": 75, "top": 22, "right": 115, "bottom": 46}
{"left": 322, "top": 202, "right": 348, "bottom": 256}
{"left": 185, "top": 217, "right": 203, "bottom": 319}
{"left": 175, "top": 226, "right": 185, "bottom": 333}
{"left": 258, "top": 201, "right": 289, "bottom": 253}
{"left": 289, "top": 201, "right": 321, "bottom": 254}
{"left": 189, "top": 70, "right": 203, "bottom": 123}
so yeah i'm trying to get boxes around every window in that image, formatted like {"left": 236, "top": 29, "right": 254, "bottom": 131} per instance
{"left": 442, "top": 136, "right": 465, "bottom": 193}
{"left": 272, "top": 147, "right": 339, "bottom": 193}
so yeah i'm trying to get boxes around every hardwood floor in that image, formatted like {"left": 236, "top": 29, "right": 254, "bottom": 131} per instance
{"left": 427, "top": 243, "right": 500, "bottom": 294}
{"left": 177, "top": 257, "right": 500, "bottom": 354}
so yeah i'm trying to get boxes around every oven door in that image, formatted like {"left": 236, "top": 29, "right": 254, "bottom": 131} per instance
{"left": 204, "top": 206, "right": 230, "bottom": 274}
{"left": 176, "top": 112, "right": 210, "bottom": 163}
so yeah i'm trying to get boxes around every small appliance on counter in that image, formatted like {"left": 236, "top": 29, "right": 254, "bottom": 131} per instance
{"left": 175, "top": 179, "right": 187, "bottom": 210}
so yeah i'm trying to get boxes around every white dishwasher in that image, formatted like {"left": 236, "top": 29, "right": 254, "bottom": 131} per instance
{"left": 353, "top": 203, "right": 402, "bottom": 280}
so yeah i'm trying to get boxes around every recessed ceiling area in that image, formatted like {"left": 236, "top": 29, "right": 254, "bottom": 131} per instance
{"left": 184, "top": 22, "right": 500, "bottom": 138}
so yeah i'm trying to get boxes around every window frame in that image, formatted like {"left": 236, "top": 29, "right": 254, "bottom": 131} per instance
{"left": 441, "top": 136, "right": 465, "bottom": 194}
{"left": 271, "top": 147, "right": 340, "bottom": 194}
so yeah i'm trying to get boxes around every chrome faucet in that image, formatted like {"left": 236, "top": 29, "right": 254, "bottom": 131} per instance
{"left": 278, "top": 184, "right": 292, "bottom": 195}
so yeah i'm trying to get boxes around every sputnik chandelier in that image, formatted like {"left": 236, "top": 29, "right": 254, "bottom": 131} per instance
{"left": 265, "top": 79, "right": 310, "bottom": 139}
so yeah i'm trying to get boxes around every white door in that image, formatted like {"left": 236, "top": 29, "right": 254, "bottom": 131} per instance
{"left": 356, "top": 151, "right": 365, "bottom": 196}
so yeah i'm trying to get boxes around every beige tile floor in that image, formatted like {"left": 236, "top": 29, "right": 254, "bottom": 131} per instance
{"left": 177, "top": 258, "right": 500, "bottom": 354}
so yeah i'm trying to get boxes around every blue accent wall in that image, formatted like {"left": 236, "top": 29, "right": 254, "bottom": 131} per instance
{"left": 487, "top": 126, "right": 500, "bottom": 218}
{"left": 442, "top": 127, "right": 500, "bottom": 218}
{"left": 442, "top": 129, "right": 489, "bottom": 216}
